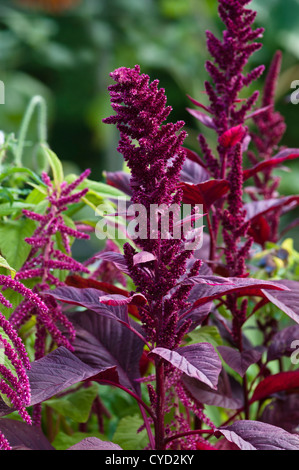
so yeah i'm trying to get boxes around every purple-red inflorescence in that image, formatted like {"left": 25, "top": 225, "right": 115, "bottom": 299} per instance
{"left": 194, "top": 0, "right": 266, "bottom": 276}
{"left": 103, "top": 65, "right": 203, "bottom": 348}
{"left": 0, "top": 273, "right": 51, "bottom": 448}
{"left": 10, "top": 169, "right": 91, "bottom": 358}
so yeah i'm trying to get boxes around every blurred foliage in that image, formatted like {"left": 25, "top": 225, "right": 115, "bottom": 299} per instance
{"left": 0, "top": 0, "right": 299, "bottom": 198}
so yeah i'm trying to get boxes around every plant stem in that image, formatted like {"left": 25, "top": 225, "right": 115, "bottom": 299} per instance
{"left": 164, "top": 428, "right": 214, "bottom": 447}
{"left": 207, "top": 211, "right": 216, "bottom": 263}
{"left": 154, "top": 358, "right": 166, "bottom": 450}
{"left": 242, "top": 374, "right": 250, "bottom": 419}
{"left": 138, "top": 403, "right": 155, "bottom": 450}
{"left": 98, "top": 380, "right": 154, "bottom": 419}
{"left": 15, "top": 95, "right": 48, "bottom": 167}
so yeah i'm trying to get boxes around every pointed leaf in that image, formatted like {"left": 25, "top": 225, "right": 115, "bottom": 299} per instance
{"left": 191, "top": 278, "right": 287, "bottom": 309}
{"left": 65, "top": 275, "right": 140, "bottom": 319}
{"left": 183, "top": 370, "right": 243, "bottom": 409}
{"left": 67, "top": 309, "right": 144, "bottom": 393}
{"left": 113, "top": 415, "right": 148, "bottom": 450}
{"left": 261, "top": 281, "right": 299, "bottom": 324}
{"left": 217, "top": 345, "right": 262, "bottom": 377}
{"left": 95, "top": 251, "right": 130, "bottom": 275}
{"left": 0, "top": 347, "right": 118, "bottom": 417}
{"left": 243, "top": 151, "right": 299, "bottom": 181}
{"left": 186, "top": 94, "right": 211, "bottom": 113}
{"left": 219, "top": 421, "right": 299, "bottom": 450}
{"left": 150, "top": 343, "right": 222, "bottom": 389}
{"left": 180, "top": 180, "right": 230, "bottom": 209}
{"left": 180, "top": 159, "right": 210, "bottom": 184}
{"left": 0, "top": 255, "right": 16, "bottom": 278}
{"left": 244, "top": 196, "right": 299, "bottom": 223}
{"left": 104, "top": 170, "right": 132, "bottom": 196}
{"left": 218, "top": 125, "right": 246, "bottom": 148}
{"left": 50, "top": 286, "right": 130, "bottom": 325}
{"left": 28, "top": 347, "right": 118, "bottom": 407}
{"left": 250, "top": 370, "right": 299, "bottom": 404}
{"left": 42, "top": 145, "right": 64, "bottom": 188}
{"left": 99, "top": 293, "right": 147, "bottom": 307}
{"left": 0, "top": 419, "right": 54, "bottom": 450}
{"left": 261, "top": 393, "right": 299, "bottom": 434}
{"left": 67, "top": 437, "right": 122, "bottom": 450}
{"left": 186, "top": 108, "right": 216, "bottom": 129}
{"left": 267, "top": 325, "right": 299, "bottom": 361}
{"left": 133, "top": 251, "right": 156, "bottom": 265}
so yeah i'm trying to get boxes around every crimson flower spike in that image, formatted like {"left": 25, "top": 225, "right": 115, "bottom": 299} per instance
{"left": 103, "top": 65, "right": 203, "bottom": 347}
{"left": 0, "top": 273, "right": 50, "bottom": 449}
{"left": 10, "top": 169, "right": 91, "bottom": 363}
{"left": 246, "top": 50, "right": 287, "bottom": 241}
{"left": 201, "top": 0, "right": 265, "bottom": 175}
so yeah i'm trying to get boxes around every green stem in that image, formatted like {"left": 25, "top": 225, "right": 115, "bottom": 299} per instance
{"left": 15, "top": 95, "right": 48, "bottom": 167}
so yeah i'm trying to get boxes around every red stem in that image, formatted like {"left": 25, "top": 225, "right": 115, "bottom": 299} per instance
{"left": 154, "top": 358, "right": 166, "bottom": 450}
{"left": 98, "top": 380, "right": 154, "bottom": 419}
{"left": 164, "top": 428, "right": 214, "bottom": 447}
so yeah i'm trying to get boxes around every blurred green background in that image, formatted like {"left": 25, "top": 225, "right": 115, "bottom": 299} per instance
{"left": 0, "top": 0, "right": 299, "bottom": 197}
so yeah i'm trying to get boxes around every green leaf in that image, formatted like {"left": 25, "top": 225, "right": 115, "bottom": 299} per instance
{"left": 52, "top": 431, "right": 109, "bottom": 450}
{"left": 112, "top": 415, "right": 149, "bottom": 450}
{"left": 0, "top": 167, "right": 45, "bottom": 186}
{"left": 0, "top": 218, "right": 36, "bottom": 270}
{"left": 42, "top": 145, "right": 64, "bottom": 189}
{"left": 0, "top": 255, "right": 16, "bottom": 278}
{"left": 65, "top": 174, "right": 128, "bottom": 199}
{"left": 25, "top": 187, "right": 48, "bottom": 205}
{"left": 46, "top": 384, "right": 99, "bottom": 423}
{"left": 187, "top": 326, "right": 223, "bottom": 348}
{"left": 0, "top": 202, "right": 34, "bottom": 217}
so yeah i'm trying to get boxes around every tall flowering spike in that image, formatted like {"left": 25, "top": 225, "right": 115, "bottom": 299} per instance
{"left": 103, "top": 66, "right": 186, "bottom": 213}
{"left": 0, "top": 313, "right": 32, "bottom": 417}
{"left": 246, "top": 51, "right": 286, "bottom": 242}
{"left": 251, "top": 51, "right": 286, "bottom": 163}
{"left": 202, "top": 0, "right": 264, "bottom": 174}
{"left": 0, "top": 274, "right": 49, "bottom": 430}
{"left": 221, "top": 143, "right": 253, "bottom": 276}
{"left": 104, "top": 65, "right": 203, "bottom": 346}
{"left": 10, "top": 169, "right": 91, "bottom": 365}
{"left": 104, "top": 65, "right": 208, "bottom": 450}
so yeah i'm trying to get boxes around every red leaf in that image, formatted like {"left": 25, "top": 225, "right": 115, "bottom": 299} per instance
{"left": 186, "top": 108, "right": 216, "bottom": 129}
{"left": 183, "top": 147, "right": 207, "bottom": 167}
{"left": 244, "top": 196, "right": 299, "bottom": 223}
{"left": 66, "top": 275, "right": 129, "bottom": 296}
{"left": 218, "top": 125, "right": 246, "bottom": 148}
{"left": 99, "top": 293, "right": 147, "bottom": 307}
{"left": 250, "top": 370, "right": 299, "bottom": 404}
{"left": 133, "top": 251, "right": 156, "bottom": 265}
{"left": 104, "top": 170, "right": 132, "bottom": 196}
{"left": 150, "top": 344, "right": 222, "bottom": 389}
{"left": 186, "top": 94, "right": 212, "bottom": 114}
{"left": 247, "top": 214, "right": 271, "bottom": 246}
{"left": 139, "top": 350, "right": 152, "bottom": 376}
{"left": 191, "top": 278, "right": 287, "bottom": 309}
{"left": 243, "top": 151, "right": 299, "bottom": 181}
{"left": 66, "top": 275, "right": 140, "bottom": 319}
{"left": 196, "top": 441, "right": 218, "bottom": 450}
{"left": 219, "top": 420, "right": 299, "bottom": 450}
{"left": 180, "top": 180, "right": 230, "bottom": 210}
